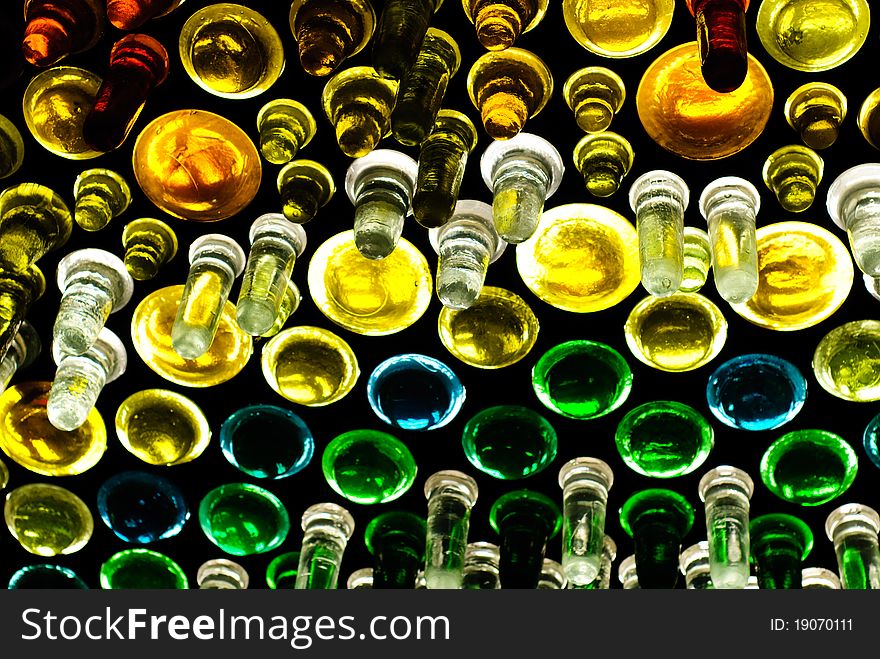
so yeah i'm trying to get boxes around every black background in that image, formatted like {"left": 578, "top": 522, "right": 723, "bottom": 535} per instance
{"left": 0, "top": 0, "right": 878, "bottom": 589}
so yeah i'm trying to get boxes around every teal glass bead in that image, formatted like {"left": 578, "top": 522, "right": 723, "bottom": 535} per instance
{"left": 863, "top": 412, "right": 880, "bottom": 470}
{"left": 8, "top": 564, "right": 88, "bottom": 589}
{"left": 220, "top": 405, "right": 314, "bottom": 479}
{"left": 97, "top": 470, "right": 188, "bottom": 543}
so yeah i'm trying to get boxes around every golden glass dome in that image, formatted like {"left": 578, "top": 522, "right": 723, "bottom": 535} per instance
{"left": 130, "top": 285, "right": 253, "bottom": 387}
{"left": 756, "top": 0, "right": 869, "bottom": 72}
{"left": 115, "top": 389, "right": 212, "bottom": 466}
{"left": 731, "top": 221, "right": 853, "bottom": 331}
{"left": 562, "top": 0, "right": 674, "bottom": 58}
{"left": 261, "top": 325, "right": 360, "bottom": 406}
{"left": 179, "top": 3, "right": 285, "bottom": 99}
{"left": 813, "top": 320, "right": 880, "bottom": 402}
{"left": 4, "top": 483, "right": 94, "bottom": 556}
{"left": 307, "top": 230, "right": 433, "bottom": 335}
{"left": 0, "top": 381, "right": 106, "bottom": 476}
{"left": 624, "top": 292, "right": 728, "bottom": 372}
{"left": 636, "top": 42, "right": 774, "bottom": 160}
{"left": 515, "top": 203, "right": 640, "bottom": 313}
{"left": 132, "top": 109, "right": 262, "bottom": 221}
{"left": 438, "top": 286, "right": 540, "bottom": 369}
{"left": 22, "top": 66, "right": 104, "bottom": 160}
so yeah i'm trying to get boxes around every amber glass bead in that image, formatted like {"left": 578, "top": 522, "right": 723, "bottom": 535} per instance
{"left": 22, "top": 0, "right": 105, "bottom": 68}
{"left": 289, "top": 0, "right": 375, "bottom": 77}
{"left": 106, "top": 0, "right": 186, "bottom": 31}
{"left": 22, "top": 66, "right": 104, "bottom": 159}
{"left": 731, "top": 221, "right": 853, "bottom": 332}
{"left": 685, "top": 0, "right": 750, "bottom": 93}
{"left": 0, "top": 381, "right": 106, "bottom": 477}
{"left": 637, "top": 42, "right": 773, "bottom": 160}
{"left": 130, "top": 285, "right": 253, "bottom": 387}
{"left": 83, "top": 34, "right": 169, "bottom": 152}
{"left": 467, "top": 48, "right": 552, "bottom": 141}
{"left": 562, "top": 0, "right": 674, "bottom": 58}
{"left": 132, "top": 109, "right": 262, "bottom": 221}
{"left": 464, "top": 0, "right": 548, "bottom": 51}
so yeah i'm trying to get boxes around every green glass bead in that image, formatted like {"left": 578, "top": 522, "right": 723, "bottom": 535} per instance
{"left": 760, "top": 429, "right": 858, "bottom": 506}
{"left": 531, "top": 340, "right": 632, "bottom": 420}
{"left": 461, "top": 405, "right": 557, "bottom": 480}
{"left": 365, "top": 510, "right": 427, "bottom": 588}
{"left": 266, "top": 552, "right": 301, "bottom": 589}
{"left": 100, "top": 549, "right": 188, "bottom": 589}
{"left": 615, "top": 401, "right": 714, "bottom": 478}
{"left": 489, "top": 489, "right": 562, "bottom": 588}
{"left": 198, "top": 483, "right": 290, "bottom": 555}
{"left": 620, "top": 488, "right": 694, "bottom": 589}
{"left": 750, "top": 514, "right": 813, "bottom": 589}
{"left": 322, "top": 429, "right": 417, "bottom": 504}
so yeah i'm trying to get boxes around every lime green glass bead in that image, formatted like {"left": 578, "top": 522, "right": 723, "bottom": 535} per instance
{"left": 100, "top": 549, "right": 188, "bottom": 589}
{"left": 461, "top": 405, "right": 557, "bottom": 480}
{"left": 620, "top": 488, "right": 694, "bottom": 589}
{"left": 531, "top": 340, "right": 632, "bottom": 420}
{"left": 615, "top": 401, "right": 714, "bottom": 478}
{"left": 750, "top": 513, "right": 813, "bottom": 589}
{"left": 365, "top": 511, "right": 426, "bottom": 589}
{"left": 266, "top": 551, "right": 300, "bottom": 589}
{"left": 489, "top": 489, "right": 562, "bottom": 588}
{"left": 760, "top": 429, "right": 858, "bottom": 506}
{"left": 322, "top": 429, "right": 417, "bottom": 504}
{"left": 198, "top": 483, "right": 290, "bottom": 555}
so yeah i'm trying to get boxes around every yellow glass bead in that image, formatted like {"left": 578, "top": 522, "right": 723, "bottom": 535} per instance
{"left": 572, "top": 132, "right": 634, "bottom": 198}
{"left": 0, "top": 182, "right": 72, "bottom": 273}
{"left": 115, "top": 389, "right": 212, "bottom": 466}
{"left": 130, "top": 285, "right": 253, "bottom": 387}
{"left": 0, "top": 381, "right": 106, "bottom": 476}
{"left": 463, "top": 0, "right": 549, "bottom": 51}
{"left": 321, "top": 66, "right": 399, "bottom": 158}
{"left": 121, "top": 218, "right": 178, "bottom": 281}
{"left": 256, "top": 99, "right": 317, "bottom": 165}
{"left": 0, "top": 114, "right": 24, "bottom": 179}
{"left": 680, "top": 227, "right": 711, "bottom": 293}
{"left": 131, "top": 109, "right": 262, "bottom": 222}
{"left": 636, "top": 42, "right": 774, "bottom": 160}
{"left": 813, "top": 320, "right": 880, "bottom": 402}
{"left": 563, "top": 67, "right": 626, "bottom": 134}
{"left": 515, "top": 203, "right": 640, "bottom": 313}
{"left": 762, "top": 145, "right": 824, "bottom": 213}
{"left": 261, "top": 278, "right": 302, "bottom": 338}
{"left": 730, "top": 221, "right": 853, "bottom": 331}
{"left": 467, "top": 47, "right": 552, "bottom": 141}
{"left": 276, "top": 160, "right": 335, "bottom": 224}
{"left": 22, "top": 65, "right": 104, "bottom": 160}
{"left": 4, "top": 482, "right": 93, "bottom": 556}
{"left": 562, "top": 0, "right": 674, "bottom": 58}
{"left": 73, "top": 168, "right": 131, "bottom": 231}
{"left": 179, "top": 3, "right": 285, "bottom": 99}
{"left": 858, "top": 88, "right": 880, "bottom": 151}
{"left": 0, "top": 265, "right": 46, "bottom": 362}
{"left": 438, "top": 285, "right": 539, "bottom": 369}
{"left": 756, "top": 0, "right": 869, "bottom": 73}
{"left": 307, "top": 230, "right": 433, "bottom": 335}
{"left": 0, "top": 456, "right": 7, "bottom": 489}
{"left": 261, "top": 326, "right": 360, "bottom": 406}
{"left": 624, "top": 292, "right": 728, "bottom": 372}
{"left": 785, "top": 82, "right": 847, "bottom": 150}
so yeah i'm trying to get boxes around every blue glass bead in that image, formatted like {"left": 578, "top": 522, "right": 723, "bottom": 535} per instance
{"left": 96, "top": 471, "right": 189, "bottom": 543}
{"left": 864, "top": 413, "right": 880, "bottom": 470}
{"left": 367, "top": 353, "right": 466, "bottom": 431}
{"left": 8, "top": 564, "right": 88, "bottom": 589}
{"left": 706, "top": 354, "right": 807, "bottom": 431}
{"left": 220, "top": 405, "right": 314, "bottom": 479}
